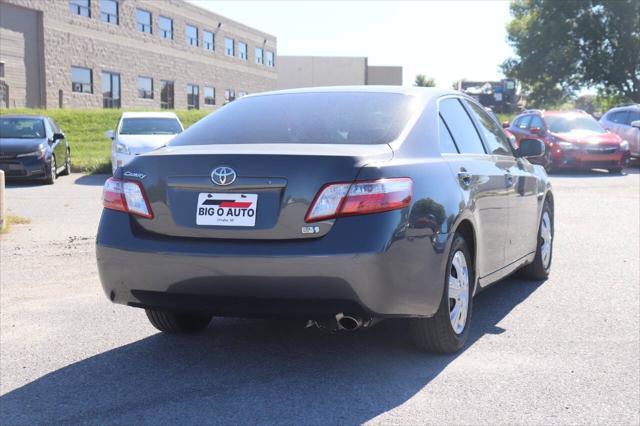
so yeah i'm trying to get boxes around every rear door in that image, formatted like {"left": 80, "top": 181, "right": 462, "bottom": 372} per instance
{"left": 464, "top": 100, "right": 539, "bottom": 264}
{"left": 438, "top": 97, "right": 510, "bottom": 279}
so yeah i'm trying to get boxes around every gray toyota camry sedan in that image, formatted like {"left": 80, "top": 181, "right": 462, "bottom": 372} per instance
{"left": 96, "top": 87, "right": 554, "bottom": 353}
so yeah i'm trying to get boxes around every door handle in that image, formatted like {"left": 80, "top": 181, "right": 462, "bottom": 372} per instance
{"left": 457, "top": 170, "right": 472, "bottom": 187}
{"left": 505, "top": 171, "right": 514, "bottom": 186}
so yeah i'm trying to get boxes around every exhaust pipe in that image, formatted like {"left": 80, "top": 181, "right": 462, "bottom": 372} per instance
{"left": 336, "top": 313, "right": 362, "bottom": 331}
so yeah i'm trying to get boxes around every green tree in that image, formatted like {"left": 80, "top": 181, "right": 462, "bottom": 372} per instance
{"left": 414, "top": 74, "right": 436, "bottom": 87}
{"left": 502, "top": 0, "right": 640, "bottom": 107}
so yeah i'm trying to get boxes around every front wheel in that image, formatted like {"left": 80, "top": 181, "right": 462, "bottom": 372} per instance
{"left": 520, "top": 199, "right": 553, "bottom": 279}
{"left": 145, "top": 309, "right": 211, "bottom": 333}
{"left": 44, "top": 156, "right": 56, "bottom": 185}
{"left": 60, "top": 149, "right": 71, "bottom": 176}
{"left": 410, "top": 234, "right": 473, "bottom": 353}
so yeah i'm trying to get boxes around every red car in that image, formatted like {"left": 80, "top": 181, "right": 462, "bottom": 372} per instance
{"left": 506, "top": 110, "right": 630, "bottom": 173}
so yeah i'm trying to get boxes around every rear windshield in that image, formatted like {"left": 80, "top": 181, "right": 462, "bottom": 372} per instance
{"left": 169, "top": 92, "right": 415, "bottom": 146}
{"left": 119, "top": 118, "right": 182, "bottom": 135}
{"left": 0, "top": 118, "right": 46, "bottom": 139}
{"left": 545, "top": 115, "right": 605, "bottom": 134}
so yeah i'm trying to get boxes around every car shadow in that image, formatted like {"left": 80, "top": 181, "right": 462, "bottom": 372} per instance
{"left": 549, "top": 166, "right": 638, "bottom": 178}
{"left": 3, "top": 179, "right": 47, "bottom": 188}
{"left": 0, "top": 276, "right": 544, "bottom": 424}
{"left": 74, "top": 174, "right": 110, "bottom": 186}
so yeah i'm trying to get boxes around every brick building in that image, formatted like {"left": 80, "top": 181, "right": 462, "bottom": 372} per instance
{"left": 0, "top": 0, "right": 277, "bottom": 109}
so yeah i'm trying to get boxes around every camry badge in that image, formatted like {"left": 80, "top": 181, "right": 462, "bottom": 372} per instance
{"left": 211, "top": 166, "right": 237, "bottom": 186}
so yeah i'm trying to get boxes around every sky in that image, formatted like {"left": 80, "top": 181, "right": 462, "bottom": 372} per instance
{"left": 190, "top": 0, "right": 515, "bottom": 87}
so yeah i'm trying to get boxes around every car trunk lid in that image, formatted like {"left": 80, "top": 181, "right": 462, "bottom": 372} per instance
{"left": 123, "top": 143, "right": 393, "bottom": 240}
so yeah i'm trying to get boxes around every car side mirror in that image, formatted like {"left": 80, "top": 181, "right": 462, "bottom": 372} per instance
{"left": 517, "top": 138, "right": 545, "bottom": 158}
{"left": 53, "top": 132, "right": 64, "bottom": 141}
{"left": 631, "top": 120, "right": 640, "bottom": 129}
{"left": 502, "top": 121, "right": 510, "bottom": 128}
{"left": 105, "top": 130, "right": 114, "bottom": 139}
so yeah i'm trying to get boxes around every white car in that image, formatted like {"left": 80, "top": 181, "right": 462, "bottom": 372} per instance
{"left": 107, "top": 112, "right": 184, "bottom": 174}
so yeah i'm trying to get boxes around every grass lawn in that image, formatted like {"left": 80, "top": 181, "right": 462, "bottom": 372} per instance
{"left": 0, "top": 109, "right": 211, "bottom": 173}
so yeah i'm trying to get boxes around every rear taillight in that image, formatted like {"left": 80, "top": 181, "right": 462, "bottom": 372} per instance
{"left": 305, "top": 178, "right": 412, "bottom": 223}
{"left": 102, "top": 177, "right": 153, "bottom": 219}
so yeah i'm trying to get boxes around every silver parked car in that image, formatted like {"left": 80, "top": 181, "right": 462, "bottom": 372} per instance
{"left": 599, "top": 104, "right": 640, "bottom": 158}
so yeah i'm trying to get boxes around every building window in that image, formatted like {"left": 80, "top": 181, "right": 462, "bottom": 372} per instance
{"left": 71, "top": 66, "right": 92, "bottom": 93}
{"left": 69, "top": 0, "right": 90, "bottom": 17}
{"left": 159, "top": 16, "right": 173, "bottom": 40}
{"left": 224, "top": 89, "right": 235, "bottom": 103}
{"left": 203, "top": 31, "right": 214, "bottom": 51}
{"left": 255, "top": 47, "right": 264, "bottom": 65}
{"left": 136, "top": 9, "right": 152, "bottom": 33}
{"left": 0, "top": 62, "right": 5, "bottom": 79}
{"left": 204, "top": 87, "right": 215, "bottom": 105}
{"left": 186, "top": 25, "right": 198, "bottom": 46}
{"left": 138, "top": 76, "right": 153, "bottom": 99}
{"left": 100, "top": 0, "right": 118, "bottom": 25}
{"left": 266, "top": 51, "right": 275, "bottom": 67}
{"left": 187, "top": 84, "right": 199, "bottom": 110}
{"left": 224, "top": 37, "right": 234, "bottom": 56}
{"left": 101, "top": 71, "right": 120, "bottom": 108}
{"left": 238, "top": 42, "right": 248, "bottom": 60}
{"left": 160, "top": 80, "right": 174, "bottom": 109}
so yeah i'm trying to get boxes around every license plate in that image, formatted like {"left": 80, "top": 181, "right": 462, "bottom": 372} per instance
{"left": 196, "top": 193, "right": 258, "bottom": 227}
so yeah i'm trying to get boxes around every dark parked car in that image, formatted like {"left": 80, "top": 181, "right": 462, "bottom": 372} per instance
{"left": 0, "top": 115, "right": 71, "bottom": 184}
{"left": 96, "top": 87, "right": 554, "bottom": 353}
{"left": 506, "top": 109, "right": 629, "bottom": 173}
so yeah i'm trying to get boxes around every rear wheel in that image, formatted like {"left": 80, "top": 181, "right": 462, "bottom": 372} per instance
{"left": 410, "top": 234, "right": 473, "bottom": 353}
{"left": 145, "top": 309, "right": 211, "bottom": 333}
{"left": 520, "top": 199, "right": 553, "bottom": 279}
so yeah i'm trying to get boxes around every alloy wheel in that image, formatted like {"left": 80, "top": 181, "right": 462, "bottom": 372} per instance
{"left": 448, "top": 250, "right": 469, "bottom": 334}
{"left": 540, "top": 211, "right": 552, "bottom": 269}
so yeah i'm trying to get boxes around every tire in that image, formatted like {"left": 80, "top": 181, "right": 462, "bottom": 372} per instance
{"left": 60, "top": 149, "right": 71, "bottom": 176}
{"left": 145, "top": 309, "right": 211, "bottom": 334}
{"left": 44, "top": 156, "right": 56, "bottom": 185}
{"left": 520, "top": 199, "right": 553, "bottom": 280}
{"left": 410, "top": 234, "right": 473, "bottom": 353}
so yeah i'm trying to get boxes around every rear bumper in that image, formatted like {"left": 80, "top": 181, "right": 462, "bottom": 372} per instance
{"left": 0, "top": 157, "right": 48, "bottom": 179}
{"left": 96, "top": 209, "right": 449, "bottom": 319}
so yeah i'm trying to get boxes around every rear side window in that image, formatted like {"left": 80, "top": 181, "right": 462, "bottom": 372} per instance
{"left": 438, "top": 115, "right": 458, "bottom": 153}
{"left": 515, "top": 115, "right": 532, "bottom": 129}
{"left": 529, "top": 115, "right": 545, "bottom": 130}
{"left": 438, "top": 98, "right": 485, "bottom": 154}
{"left": 170, "top": 92, "right": 415, "bottom": 145}
{"left": 608, "top": 111, "right": 629, "bottom": 124}
{"left": 465, "top": 100, "right": 513, "bottom": 156}
{"left": 628, "top": 111, "right": 640, "bottom": 124}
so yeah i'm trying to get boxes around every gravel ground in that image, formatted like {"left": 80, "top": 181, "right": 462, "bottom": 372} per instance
{"left": 1, "top": 170, "right": 638, "bottom": 425}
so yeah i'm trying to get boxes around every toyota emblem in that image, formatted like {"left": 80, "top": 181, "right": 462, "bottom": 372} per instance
{"left": 211, "top": 166, "right": 237, "bottom": 186}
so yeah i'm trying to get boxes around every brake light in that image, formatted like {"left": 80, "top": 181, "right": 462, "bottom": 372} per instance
{"left": 102, "top": 177, "right": 153, "bottom": 219}
{"left": 305, "top": 178, "right": 412, "bottom": 223}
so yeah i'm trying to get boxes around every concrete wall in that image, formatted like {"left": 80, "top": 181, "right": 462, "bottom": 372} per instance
{"left": 277, "top": 56, "right": 367, "bottom": 89}
{"left": 0, "top": 2, "right": 45, "bottom": 108}
{"left": 367, "top": 66, "right": 402, "bottom": 86}
{"left": 0, "top": 0, "right": 277, "bottom": 109}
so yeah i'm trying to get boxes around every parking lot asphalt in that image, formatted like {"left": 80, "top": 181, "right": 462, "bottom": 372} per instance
{"left": 1, "top": 170, "right": 639, "bottom": 425}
